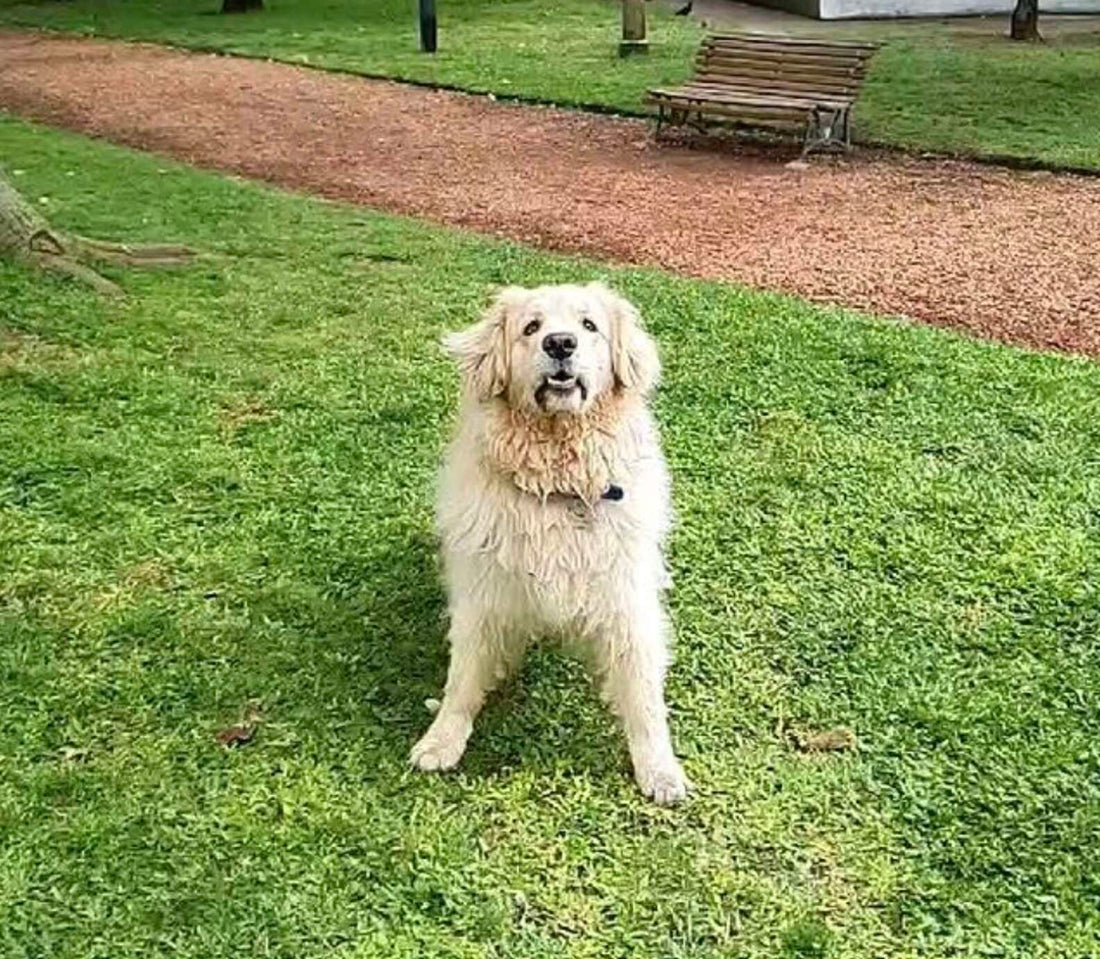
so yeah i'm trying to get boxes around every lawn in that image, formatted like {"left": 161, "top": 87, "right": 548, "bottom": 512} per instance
{"left": 2, "top": 0, "right": 1100, "bottom": 169}
{"left": 2, "top": 115, "right": 1100, "bottom": 958}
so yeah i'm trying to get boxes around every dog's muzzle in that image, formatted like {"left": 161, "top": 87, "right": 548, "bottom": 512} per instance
{"left": 535, "top": 367, "right": 587, "bottom": 407}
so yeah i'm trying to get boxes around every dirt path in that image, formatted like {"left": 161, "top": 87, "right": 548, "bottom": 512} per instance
{"left": 2, "top": 31, "right": 1099, "bottom": 355}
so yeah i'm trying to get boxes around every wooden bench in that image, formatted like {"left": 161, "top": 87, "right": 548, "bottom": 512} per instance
{"left": 647, "top": 33, "right": 878, "bottom": 155}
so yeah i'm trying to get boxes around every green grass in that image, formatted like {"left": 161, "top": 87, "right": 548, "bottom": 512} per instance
{"left": 860, "top": 33, "right": 1100, "bottom": 169}
{"left": 2, "top": 0, "right": 1100, "bottom": 168}
{"left": 2, "top": 115, "right": 1100, "bottom": 958}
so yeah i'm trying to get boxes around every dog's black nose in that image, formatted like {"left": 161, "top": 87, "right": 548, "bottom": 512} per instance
{"left": 542, "top": 332, "right": 577, "bottom": 360}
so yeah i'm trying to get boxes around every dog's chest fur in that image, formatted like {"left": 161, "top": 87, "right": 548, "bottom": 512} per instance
{"left": 437, "top": 395, "right": 670, "bottom": 621}
{"left": 482, "top": 396, "right": 636, "bottom": 503}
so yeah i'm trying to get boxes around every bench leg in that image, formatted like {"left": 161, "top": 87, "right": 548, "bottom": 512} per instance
{"left": 803, "top": 106, "right": 849, "bottom": 157}
{"left": 653, "top": 104, "right": 700, "bottom": 141}
{"left": 801, "top": 110, "right": 820, "bottom": 157}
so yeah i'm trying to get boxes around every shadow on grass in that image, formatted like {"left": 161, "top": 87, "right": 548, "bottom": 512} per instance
{"left": 246, "top": 526, "right": 623, "bottom": 785}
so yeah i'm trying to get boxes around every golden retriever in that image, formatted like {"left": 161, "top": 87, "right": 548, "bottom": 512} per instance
{"left": 411, "top": 282, "right": 687, "bottom": 804}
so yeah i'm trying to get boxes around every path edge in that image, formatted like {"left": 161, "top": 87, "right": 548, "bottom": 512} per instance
{"left": 4, "top": 24, "right": 1100, "bottom": 181}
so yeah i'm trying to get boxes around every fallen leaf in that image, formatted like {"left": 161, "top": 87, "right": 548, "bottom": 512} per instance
{"left": 793, "top": 727, "right": 857, "bottom": 753}
{"left": 216, "top": 723, "right": 255, "bottom": 747}
{"left": 216, "top": 701, "right": 264, "bottom": 747}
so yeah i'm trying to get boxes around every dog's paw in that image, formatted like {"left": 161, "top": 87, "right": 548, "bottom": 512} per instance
{"left": 635, "top": 759, "right": 690, "bottom": 805}
{"left": 409, "top": 731, "right": 467, "bottom": 772}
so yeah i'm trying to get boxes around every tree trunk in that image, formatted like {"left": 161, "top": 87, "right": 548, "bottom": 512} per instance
{"left": 222, "top": 0, "right": 263, "bottom": 12}
{"left": 0, "top": 174, "right": 49, "bottom": 257}
{"left": 1, "top": 171, "right": 195, "bottom": 295}
{"left": 1011, "top": 0, "right": 1040, "bottom": 41}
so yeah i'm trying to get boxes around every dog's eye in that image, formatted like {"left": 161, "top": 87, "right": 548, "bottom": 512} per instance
{"left": 582, "top": 318, "right": 597, "bottom": 333}
{"left": 523, "top": 319, "right": 541, "bottom": 337}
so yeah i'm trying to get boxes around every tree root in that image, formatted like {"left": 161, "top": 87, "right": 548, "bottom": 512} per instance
{"left": 19, "top": 232, "right": 198, "bottom": 295}
{"left": 29, "top": 251, "right": 125, "bottom": 296}
{"left": 74, "top": 236, "right": 198, "bottom": 268}
{"left": 4, "top": 170, "right": 197, "bottom": 295}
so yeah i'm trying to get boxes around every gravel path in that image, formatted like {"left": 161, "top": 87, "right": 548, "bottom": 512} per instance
{"left": 2, "top": 31, "right": 1099, "bottom": 356}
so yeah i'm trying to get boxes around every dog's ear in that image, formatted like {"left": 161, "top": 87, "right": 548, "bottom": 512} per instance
{"left": 590, "top": 282, "right": 660, "bottom": 395}
{"left": 442, "top": 287, "right": 526, "bottom": 400}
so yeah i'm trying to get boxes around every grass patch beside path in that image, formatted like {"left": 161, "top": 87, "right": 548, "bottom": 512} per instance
{"left": 2, "top": 115, "right": 1100, "bottom": 958}
{"left": 861, "top": 32, "right": 1100, "bottom": 170}
{"left": 2, "top": 0, "right": 1100, "bottom": 169}
{"left": 0, "top": 0, "right": 702, "bottom": 113}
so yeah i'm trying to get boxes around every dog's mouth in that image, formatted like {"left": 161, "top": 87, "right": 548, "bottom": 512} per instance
{"left": 536, "top": 371, "right": 587, "bottom": 407}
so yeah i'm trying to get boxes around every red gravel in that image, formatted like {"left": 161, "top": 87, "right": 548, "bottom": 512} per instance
{"left": 2, "top": 31, "right": 1099, "bottom": 356}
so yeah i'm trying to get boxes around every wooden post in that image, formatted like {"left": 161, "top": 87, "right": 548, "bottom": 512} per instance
{"left": 620, "top": 0, "right": 647, "bottom": 57}
{"left": 420, "top": 0, "right": 437, "bottom": 53}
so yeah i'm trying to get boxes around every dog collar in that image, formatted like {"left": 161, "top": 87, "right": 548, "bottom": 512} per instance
{"left": 521, "top": 483, "right": 624, "bottom": 506}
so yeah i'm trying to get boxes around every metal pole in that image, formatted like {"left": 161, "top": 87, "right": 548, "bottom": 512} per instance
{"left": 419, "top": 0, "right": 437, "bottom": 53}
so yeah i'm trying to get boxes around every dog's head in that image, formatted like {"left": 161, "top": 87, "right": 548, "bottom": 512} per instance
{"left": 443, "top": 282, "right": 659, "bottom": 414}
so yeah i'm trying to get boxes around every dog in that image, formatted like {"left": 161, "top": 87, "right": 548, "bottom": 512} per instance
{"left": 411, "top": 282, "right": 687, "bottom": 804}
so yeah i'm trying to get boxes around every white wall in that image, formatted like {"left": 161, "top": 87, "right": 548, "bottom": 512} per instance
{"left": 819, "top": 0, "right": 1099, "bottom": 17}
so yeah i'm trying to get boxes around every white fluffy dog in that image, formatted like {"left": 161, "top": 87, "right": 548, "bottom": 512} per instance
{"left": 411, "top": 282, "right": 687, "bottom": 804}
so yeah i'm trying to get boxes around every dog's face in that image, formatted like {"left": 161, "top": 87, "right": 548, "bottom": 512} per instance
{"left": 505, "top": 285, "right": 616, "bottom": 414}
{"left": 444, "top": 283, "right": 659, "bottom": 414}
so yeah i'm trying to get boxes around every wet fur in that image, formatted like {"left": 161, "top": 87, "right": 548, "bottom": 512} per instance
{"left": 411, "top": 282, "right": 688, "bottom": 804}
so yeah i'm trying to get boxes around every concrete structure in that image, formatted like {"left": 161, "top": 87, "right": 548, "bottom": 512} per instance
{"left": 750, "top": 0, "right": 1099, "bottom": 18}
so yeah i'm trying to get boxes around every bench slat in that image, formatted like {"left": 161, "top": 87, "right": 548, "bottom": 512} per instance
{"left": 678, "top": 79, "right": 851, "bottom": 96}
{"left": 696, "top": 63, "right": 863, "bottom": 87}
{"left": 650, "top": 90, "right": 833, "bottom": 112}
{"left": 696, "top": 82, "right": 859, "bottom": 99}
{"left": 649, "top": 99, "right": 813, "bottom": 125}
{"left": 704, "top": 44, "right": 872, "bottom": 64}
{"left": 650, "top": 88, "right": 846, "bottom": 111}
{"left": 668, "top": 83, "right": 852, "bottom": 107}
{"left": 695, "top": 78, "right": 858, "bottom": 97}
{"left": 706, "top": 38, "right": 872, "bottom": 55}
{"left": 704, "top": 41, "right": 874, "bottom": 61}
{"left": 697, "top": 51, "right": 868, "bottom": 76}
{"left": 707, "top": 32, "right": 877, "bottom": 52}
{"left": 703, "top": 46, "right": 870, "bottom": 67}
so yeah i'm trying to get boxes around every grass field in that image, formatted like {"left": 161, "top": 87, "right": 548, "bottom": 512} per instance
{"left": 1, "top": 0, "right": 1100, "bottom": 169}
{"left": 2, "top": 116, "right": 1100, "bottom": 958}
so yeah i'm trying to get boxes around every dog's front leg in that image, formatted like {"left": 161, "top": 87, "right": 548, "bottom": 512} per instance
{"left": 410, "top": 611, "right": 516, "bottom": 772}
{"left": 598, "top": 603, "right": 688, "bottom": 805}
